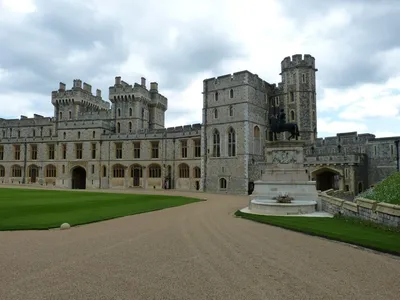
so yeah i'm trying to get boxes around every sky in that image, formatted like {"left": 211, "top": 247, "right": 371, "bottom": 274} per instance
{"left": 0, "top": 0, "right": 400, "bottom": 138}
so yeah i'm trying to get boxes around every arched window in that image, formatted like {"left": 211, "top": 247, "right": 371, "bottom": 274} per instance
{"left": 253, "top": 126, "right": 260, "bottom": 137}
{"left": 219, "top": 178, "right": 227, "bottom": 189}
{"left": 290, "top": 110, "right": 295, "bottom": 121}
{"left": 229, "top": 105, "right": 233, "bottom": 117}
{"left": 193, "top": 167, "right": 201, "bottom": 178}
{"left": 228, "top": 127, "right": 236, "bottom": 157}
{"left": 178, "top": 163, "right": 190, "bottom": 178}
{"left": 129, "top": 122, "right": 132, "bottom": 132}
{"left": 11, "top": 165, "right": 22, "bottom": 177}
{"left": 45, "top": 164, "right": 57, "bottom": 178}
{"left": 148, "top": 164, "right": 161, "bottom": 178}
{"left": 117, "top": 122, "right": 121, "bottom": 133}
{"left": 118, "top": 108, "right": 121, "bottom": 117}
{"left": 112, "top": 164, "right": 125, "bottom": 178}
{"left": 215, "top": 92, "right": 219, "bottom": 101}
{"left": 214, "top": 108, "right": 218, "bottom": 119}
{"left": 0, "top": 165, "right": 5, "bottom": 177}
{"left": 17, "top": 130, "right": 20, "bottom": 138}
{"left": 229, "top": 89, "right": 234, "bottom": 98}
{"left": 129, "top": 107, "right": 133, "bottom": 116}
{"left": 212, "top": 129, "right": 220, "bottom": 157}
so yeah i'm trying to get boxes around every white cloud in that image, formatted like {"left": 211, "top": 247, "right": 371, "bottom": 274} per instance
{"left": 317, "top": 118, "right": 367, "bottom": 135}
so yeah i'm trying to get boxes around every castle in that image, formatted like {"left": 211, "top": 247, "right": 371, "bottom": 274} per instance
{"left": 0, "top": 54, "right": 399, "bottom": 196}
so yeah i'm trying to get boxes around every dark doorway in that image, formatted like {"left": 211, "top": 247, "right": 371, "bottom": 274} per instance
{"left": 72, "top": 167, "right": 86, "bottom": 189}
{"left": 358, "top": 182, "right": 363, "bottom": 194}
{"left": 315, "top": 170, "right": 339, "bottom": 191}
{"left": 133, "top": 168, "right": 140, "bottom": 187}
{"left": 30, "top": 167, "right": 37, "bottom": 183}
{"left": 248, "top": 181, "right": 255, "bottom": 195}
{"left": 195, "top": 181, "right": 200, "bottom": 190}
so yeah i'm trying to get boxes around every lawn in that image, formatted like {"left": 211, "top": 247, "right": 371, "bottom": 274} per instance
{"left": 235, "top": 210, "right": 400, "bottom": 256}
{"left": 0, "top": 188, "right": 201, "bottom": 231}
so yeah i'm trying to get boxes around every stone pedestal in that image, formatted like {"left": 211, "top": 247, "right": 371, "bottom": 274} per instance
{"left": 246, "top": 140, "right": 320, "bottom": 216}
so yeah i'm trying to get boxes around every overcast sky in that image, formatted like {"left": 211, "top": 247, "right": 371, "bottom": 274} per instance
{"left": 1, "top": 0, "right": 400, "bottom": 138}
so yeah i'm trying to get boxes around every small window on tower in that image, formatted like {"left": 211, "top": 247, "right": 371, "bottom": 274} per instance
{"left": 302, "top": 73, "right": 306, "bottom": 83}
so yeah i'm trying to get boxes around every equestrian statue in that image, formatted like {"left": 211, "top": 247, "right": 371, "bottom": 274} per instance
{"left": 269, "top": 109, "right": 300, "bottom": 141}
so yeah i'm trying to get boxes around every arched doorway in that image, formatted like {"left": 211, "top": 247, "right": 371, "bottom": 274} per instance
{"left": 71, "top": 166, "right": 86, "bottom": 189}
{"left": 312, "top": 167, "right": 341, "bottom": 192}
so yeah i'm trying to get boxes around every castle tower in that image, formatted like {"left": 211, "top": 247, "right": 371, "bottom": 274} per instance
{"left": 280, "top": 54, "right": 318, "bottom": 143}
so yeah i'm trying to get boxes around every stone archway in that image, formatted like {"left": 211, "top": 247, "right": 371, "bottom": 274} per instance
{"left": 71, "top": 166, "right": 86, "bottom": 189}
{"left": 312, "top": 167, "right": 342, "bottom": 192}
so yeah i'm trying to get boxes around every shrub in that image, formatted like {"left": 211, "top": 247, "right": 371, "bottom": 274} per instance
{"left": 361, "top": 172, "right": 400, "bottom": 205}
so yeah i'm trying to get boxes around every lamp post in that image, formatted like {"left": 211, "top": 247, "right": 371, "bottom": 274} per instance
{"left": 395, "top": 140, "right": 400, "bottom": 172}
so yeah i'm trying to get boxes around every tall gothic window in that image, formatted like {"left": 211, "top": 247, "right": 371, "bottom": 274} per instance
{"left": 228, "top": 127, "right": 236, "bottom": 157}
{"left": 212, "top": 129, "right": 220, "bottom": 157}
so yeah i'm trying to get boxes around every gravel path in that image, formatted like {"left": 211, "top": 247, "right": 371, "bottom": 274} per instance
{"left": 1, "top": 187, "right": 400, "bottom": 300}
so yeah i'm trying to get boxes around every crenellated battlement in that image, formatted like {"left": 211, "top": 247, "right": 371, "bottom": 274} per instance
{"left": 281, "top": 54, "right": 317, "bottom": 72}
{"left": 0, "top": 115, "right": 54, "bottom": 128}
{"left": 315, "top": 131, "right": 377, "bottom": 147}
{"left": 109, "top": 76, "right": 168, "bottom": 110}
{"left": 51, "top": 80, "right": 110, "bottom": 111}
{"left": 203, "top": 70, "right": 269, "bottom": 92}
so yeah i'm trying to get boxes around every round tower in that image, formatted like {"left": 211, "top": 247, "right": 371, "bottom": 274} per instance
{"left": 280, "top": 54, "right": 318, "bottom": 143}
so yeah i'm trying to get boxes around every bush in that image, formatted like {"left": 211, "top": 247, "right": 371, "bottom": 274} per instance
{"left": 361, "top": 172, "right": 400, "bottom": 205}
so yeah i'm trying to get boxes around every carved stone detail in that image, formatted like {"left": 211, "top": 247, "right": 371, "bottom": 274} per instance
{"left": 271, "top": 150, "right": 297, "bottom": 164}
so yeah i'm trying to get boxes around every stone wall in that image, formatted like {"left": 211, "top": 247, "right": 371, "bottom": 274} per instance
{"left": 320, "top": 190, "right": 400, "bottom": 227}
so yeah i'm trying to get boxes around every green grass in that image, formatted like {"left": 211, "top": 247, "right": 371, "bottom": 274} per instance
{"left": 360, "top": 172, "right": 400, "bottom": 205}
{"left": 235, "top": 210, "right": 400, "bottom": 256}
{"left": 0, "top": 188, "right": 201, "bottom": 231}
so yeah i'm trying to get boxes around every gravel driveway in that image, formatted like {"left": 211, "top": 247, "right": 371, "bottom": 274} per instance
{"left": 1, "top": 187, "right": 399, "bottom": 300}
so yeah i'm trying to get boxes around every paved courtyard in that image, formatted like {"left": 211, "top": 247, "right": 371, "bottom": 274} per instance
{"left": 1, "top": 187, "right": 400, "bottom": 300}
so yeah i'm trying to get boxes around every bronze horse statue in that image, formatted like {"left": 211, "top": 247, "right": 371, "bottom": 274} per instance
{"left": 269, "top": 110, "right": 300, "bottom": 141}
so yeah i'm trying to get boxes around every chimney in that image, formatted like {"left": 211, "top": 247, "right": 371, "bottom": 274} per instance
{"left": 73, "top": 79, "right": 82, "bottom": 89}
{"left": 150, "top": 82, "right": 158, "bottom": 92}
{"left": 83, "top": 82, "right": 92, "bottom": 93}
{"left": 115, "top": 76, "right": 121, "bottom": 85}
{"left": 59, "top": 82, "right": 66, "bottom": 91}
{"left": 141, "top": 77, "right": 146, "bottom": 88}
{"left": 96, "top": 89, "right": 101, "bottom": 97}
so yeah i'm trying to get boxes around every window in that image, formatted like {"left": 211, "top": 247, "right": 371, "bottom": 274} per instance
{"left": 113, "top": 164, "right": 125, "bottom": 178}
{"left": 219, "top": 178, "right": 227, "bottom": 189}
{"left": 33, "top": 129, "right": 36, "bottom": 137}
{"left": 290, "top": 110, "right": 295, "bottom": 121}
{"left": 48, "top": 144, "right": 55, "bottom": 159}
{"left": 75, "top": 143, "right": 83, "bottom": 159}
{"left": 77, "top": 131, "right": 81, "bottom": 139}
{"left": 129, "top": 122, "right": 132, "bottom": 132}
{"left": 148, "top": 164, "right": 161, "bottom": 178}
{"left": 337, "top": 145, "right": 342, "bottom": 153}
{"left": 215, "top": 92, "right": 219, "bottom": 101}
{"left": 102, "top": 166, "right": 107, "bottom": 177}
{"left": 117, "top": 122, "right": 121, "bottom": 133}
{"left": 253, "top": 126, "right": 260, "bottom": 155}
{"left": 312, "top": 110, "right": 315, "bottom": 120}
{"left": 45, "top": 165, "right": 56, "bottom": 178}
{"left": 91, "top": 165, "right": 95, "bottom": 174}
{"left": 63, "top": 132, "right": 66, "bottom": 139}
{"left": 17, "top": 130, "right": 20, "bottom": 138}
{"left": 118, "top": 109, "right": 121, "bottom": 117}
{"left": 11, "top": 165, "right": 22, "bottom": 177}
{"left": 0, "top": 146, "right": 3, "bottom": 160}
{"left": 92, "top": 131, "right": 96, "bottom": 138}
{"left": 133, "top": 142, "right": 141, "bottom": 158}
{"left": 115, "top": 142, "right": 123, "bottom": 159}
{"left": 390, "top": 144, "right": 394, "bottom": 156}
{"left": 31, "top": 145, "right": 37, "bottom": 160}
{"left": 194, "top": 139, "right": 201, "bottom": 157}
{"left": 62, "top": 165, "right": 65, "bottom": 174}
{"left": 212, "top": 130, "right": 220, "bottom": 157}
{"left": 178, "top": 163, "right": 190, "bottom": 178}
{"left": 14, "top": 145, "right": 21, "bottom": 160}
{"left": 181, "top": 140, "right": 188, "bottom": 158}
{"left": 69, "top": 111, "right": 72, "bottom": 119}
{"left": 275, "top": 97, "right": 279, "bottom": 106}
{"left": 228, "top": 127, "right": 236, "bottom": 157}
{"left": 0, "top": 165, "right": 5, "bottom": 177}
{"left": 129, "top": 107, "right": 133, "bottom": 116}
{"left": 229, "top": 89, "right": 234, "bottom": 98}
{"left": 290, "top": 92, "right": 295, "bottom": 102}
{"left": 91, "top": 143, "right": 96, "bottom": 159}
{"left": 62, "top": 144, "right": 67, "bottom": 159}
{"left": 302, "top": 73, "right": 306, "bottom": 83}
{"left": 59, "top": 112, "right": 63, "bottom": 120}
{"left": 214, "top": 108, "right": 218, "bottom": 119}
{"left": 130, "top": 164, "right": 143, "bottom": 178}
{"left": 151, "top": 141, "right": 159, "bottom": 159}
{"left": 193, "top": 167, "right": 201, "bottom": 178}
{"left": 229, "top": 105, "right": 233, "bottom": 117}
{"left": 49, "top": 129, "right": 52, "bottom": 136}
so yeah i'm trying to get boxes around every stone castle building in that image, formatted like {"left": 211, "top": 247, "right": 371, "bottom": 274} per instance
{"left": 0, "top": 54, "right": 399, "bottom": 195}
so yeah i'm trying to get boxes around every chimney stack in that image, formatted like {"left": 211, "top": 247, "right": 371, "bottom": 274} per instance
{"left": 150, "top": 82, "right": 158, "bottom": 92}
{"left": 96, "top": 89, "right": 101, "bottom": 97}
{"left": 59, "top": 82, "right": 66, "bottom": 91}
{"left": 141, "top": 77, "right": 146, "bottom": 88}
{"left": 115, "top": 76, "right": 121, "bottom": 85}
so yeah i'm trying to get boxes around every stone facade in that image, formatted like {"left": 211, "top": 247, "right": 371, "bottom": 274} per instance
{"left": 0, "top": 54, "right": 398, "bottom": 195}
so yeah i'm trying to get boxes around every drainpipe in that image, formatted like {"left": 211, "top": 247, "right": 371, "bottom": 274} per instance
{"left": 395, "top": 140, "right": 400, "bottom": 172}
